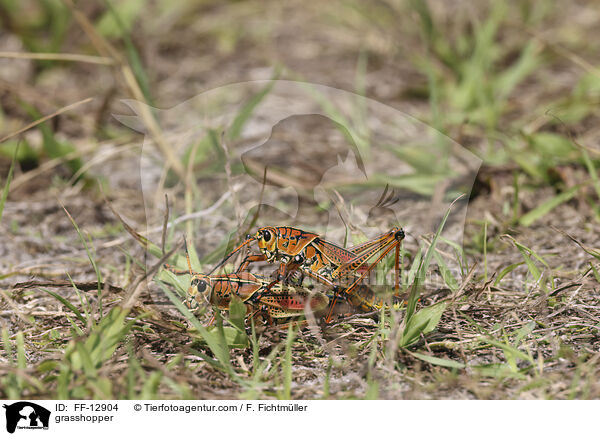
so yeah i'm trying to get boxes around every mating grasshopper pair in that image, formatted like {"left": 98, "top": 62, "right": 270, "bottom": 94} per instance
{"left": 216, "top": 226, "right": 405, "bottom": 320}
{"left": 168, "top": 225, "right": 405, "bottom": 324}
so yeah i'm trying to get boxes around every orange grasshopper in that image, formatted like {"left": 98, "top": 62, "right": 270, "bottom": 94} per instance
{"left": 165, "top": 242, "right": 330, "bottom": 324}
{"left": 210, "top": 226, "right": 405, "bottom": 321}
{"left": 184, "top": 272, "right": 330, "bottom": 322}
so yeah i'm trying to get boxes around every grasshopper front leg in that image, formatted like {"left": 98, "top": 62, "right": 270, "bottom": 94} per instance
{"left": 264, "top": 258, "right": 305, "bottom": 292}
{"left": 236, "top": 254, "right": 268, "bottom": 272}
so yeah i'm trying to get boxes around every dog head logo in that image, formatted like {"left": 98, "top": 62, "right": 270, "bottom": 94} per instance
{"left": 3, "top": 402, "right": 50, "bottom": 433}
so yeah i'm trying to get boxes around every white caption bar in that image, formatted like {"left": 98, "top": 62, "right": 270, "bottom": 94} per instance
{"left": 0, "top": 400, "right": 595, "bottom": 436}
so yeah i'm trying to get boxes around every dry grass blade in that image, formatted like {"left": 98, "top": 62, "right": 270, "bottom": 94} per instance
{"left": 447, "top": 261, "right": 478, "bottom": 302}
{"left": 0, "top": 290, "right": 34, "bottom": 325}
{"left": 548, "top": 282, "right": 583, "bottom": 297}
{"left": 122, "top": 241, "right": 183, "bottom": 309}
{"left": 526, "top": 29, "right": 600, "bottom": 79}
{"left": 104, "top": 196, "right": 154, "bottom": 251}
{"left": 219, "top": 132, "right": 242, "bottom": 226}
{"left": 552, "top": 226, "right": 600, "bottom": 260}
{"left": 99, "top": 189, "right": 236, "bottom": 250}
{"left": 13, "top": 280, "right": 124, "bottom": 293}
{"left": 0, "top": 97, "right": 93, "bottom": 143}
{"left": 9, "top": 142, "right": 100, "bottom": 192}
{"left": 161, "top": 194, "right": 170, "bottom": 255}
{"left": 119, "top": 69, "right": 186, "bottom": 180}
{"left": 0, "top": 51, "right": 115, "bottom": 65}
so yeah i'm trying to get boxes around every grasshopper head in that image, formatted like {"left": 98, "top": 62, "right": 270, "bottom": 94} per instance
{"left": 186, "top": 273, "right": 211, "bottom": 310}
{"left": 394, "top": 227, "right": 405, "bottom": 241}
{"left": 255, "top": 226, "right": 277, "bottom": 261}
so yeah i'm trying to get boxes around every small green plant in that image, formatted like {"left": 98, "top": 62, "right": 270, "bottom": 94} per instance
{"left": 411, "top": 1, "right": 541, "bottom": 130}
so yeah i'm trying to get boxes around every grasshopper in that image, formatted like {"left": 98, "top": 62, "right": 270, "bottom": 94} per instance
{"left": 184, "top": 272, "right": 330, "bottom": 322}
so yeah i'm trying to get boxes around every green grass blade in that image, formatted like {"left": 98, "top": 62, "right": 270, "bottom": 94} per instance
{"left": 516, "top": 245, "right": 541, "bottom": 282}
{"left": 403, "top": 246, "right": 422, "bottom": 290}
{"left": 2, "top": 328, "right": 14, "bottom": 365}
{"left": 513, "top": 321, "right": 535, "bottom": 347}
{"left": 62, "top": 205, "right": 103, "bottom": 312}
{"left": 479, "top": 336, "right": 533, "bottom": 364}
{"left": 409, "top": 351, "right": 465, "bottom": 369}
{"left": 103, "top": 0, "right": 153, "bottom": 104}
{"left": 433, "top": 250, "right": 459, "bottom": 291}
{"left": 282, "top": 322, "right": 297, "bottom": 400}
{"left": 39, "top": 288, "right": 87, "bottom": 324}
{"left": 227, "top": 296, "right": 249, "bottom": 348}
{"left": 66, "top": 271, "right": 91, "bottom": 324}
{"left": 494, "top": 262, "right": 525, "bottom": 286}
{"left": 75, "top": 341, "right": 97, "bottom": 378}
{"left": 590, "top": 262, "right": 600, "bottom": 283}
{"left": 16, "top": 332, "right": 26, "bottom": 372}
{"left": 21, "top": 103, "right": 82, "bottom": 175}
{"left": 229, "top": 80, "right": 276, "bottom": 141}
{"left": 504, "top": 235, "right": 548, "bottom": 282}
{"left": 518, "top": 185, "right": 580, "bottom": 226}
{"left": 581, "top": 148, "right": 600, "bottom": 207}
{"left": 141, "top": 372, "right": 162, "bottom": 399}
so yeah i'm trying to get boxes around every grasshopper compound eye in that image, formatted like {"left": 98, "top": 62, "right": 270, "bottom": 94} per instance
{"left": 191, "top": 278, "right": 208, "bottom": 293}
{"left": 197, "top": 280, "right": 207, "bottom": 293}
{"left": 395, "top": 229, "right": 405, "bottom": 240}
{"left": 261, "top": 229, "right": 272, "bottom": 242}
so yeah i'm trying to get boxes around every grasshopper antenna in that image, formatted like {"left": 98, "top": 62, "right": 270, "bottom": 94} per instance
{"left": 208, "top": 235, "right": 256, "bottom": 275}
{"left": 183, "top": 236, "right": 193, "bottom": 275}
